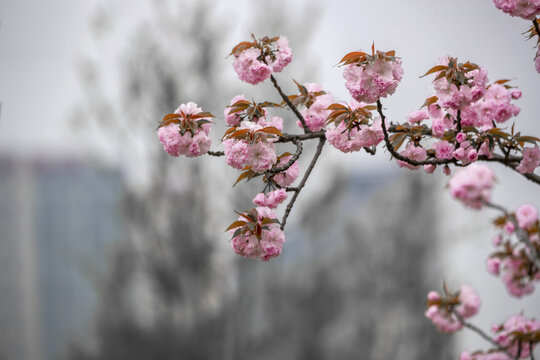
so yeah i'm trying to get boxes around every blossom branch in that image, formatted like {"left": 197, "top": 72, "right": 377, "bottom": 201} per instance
{"left": 280, "top": 137, "right": 326, "bottom": 230}
{"left": 377, "top": 100, "right": 540, "bottom": 185}
{"left": 270, "top": 74, "right": 311, "bottom": 133}
{"left": 267, "top": 139, "right": 303, "bottom": 174}
{"left": 453, "top": 311, "right": 514, "bottom": 358}
{"left": 484, "top": 201, "right": 540, "bottom": 269}
{"left": 277, "top": 130, "right": 325, "bottom": 142}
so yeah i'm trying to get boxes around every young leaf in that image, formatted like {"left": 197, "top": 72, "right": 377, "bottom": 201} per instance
{"left": 226, "top": 221, "right": 247, "bottom": 232}
{"left": 420, "top": 65, "right": 448, "bottom": 78}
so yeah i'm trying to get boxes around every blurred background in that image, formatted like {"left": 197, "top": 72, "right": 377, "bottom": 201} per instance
{"left": 1, "top": 0, "right": 540, "bottom": 359}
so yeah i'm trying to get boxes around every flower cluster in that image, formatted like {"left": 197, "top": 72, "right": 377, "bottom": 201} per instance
{"left": 492, "top": 314, "right": 540, "bottom": 358}
{"left": 157, "top": 102, "right": 212, "bottom": 157}
{"left": 341, "top": 49, "right": 404, "bottom": 104}
{"left": 425, "top": 285, "right": 481, "bottom": 333}
{"left": 448, "top": 164, "right": 496, "bottom": 209}
{"left": 228, "top": 206, "right": 285, "bottom": 261}
{"left": 222, "top": 97, "right": 286, "bottom": 173}
{"left": 231, "top": 35, "right": 292, "bottom": 85}
{"left": 389, "top": 57, "right": 531, "bottom": 175}
{"left": 517, "top": 146, "right": 540, "bottom": 174}
{"left": 294, "top": 82, "right": 334, "bottom": 132}
{"left": 487, "top": 204, "right": 540, "bottom": 297}
{"left": 325, "top": 100, "right": 385, "bottom": 153}
{"left": 492, "top": 0, "right": 540, "bottom": 20}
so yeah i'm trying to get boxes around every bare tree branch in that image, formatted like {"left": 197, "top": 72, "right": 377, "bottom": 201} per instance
{"left": 280, "top": 137, "right": 326, "bottom": 229}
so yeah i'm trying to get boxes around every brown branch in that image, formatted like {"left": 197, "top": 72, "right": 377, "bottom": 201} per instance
{"left": 270, "top": 74, "right": 311, "bottom": 134}
{"left": 267, "top": 139, "right": 302, "bottom": 174}
{"left": 280, "top": 137, "right": 326, "bottom": 230}
{"left": 533, "top": 18, "right": 540, "bottom": 39}
{"left": 278, "top": 130, "right": 325, "bottom": 142}
{"left": 207, "top": 150, "right": 225, "bottom": 157}
{"left": 377, "top": 100, "right": 540, "bottom": 185}
{"left": 453, "top": 311, "right": 513, "bottom": 358}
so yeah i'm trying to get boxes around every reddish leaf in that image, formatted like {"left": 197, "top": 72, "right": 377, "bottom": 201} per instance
{"left": 259, "top": 126, "right": 283, "bottom": 137}
{"left": 225, "top": 221, "right": 247, "bottom": 231}
{"left": 420, "top": 65, "right": 448, "bottom": 78}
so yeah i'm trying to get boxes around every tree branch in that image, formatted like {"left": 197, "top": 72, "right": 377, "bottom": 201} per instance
{"left": 377, "top": 100, "right": 540, "bottom": 185}
{"left": 270, "top": 74, "right": 311, "bottom": 134}
{"left": 278, "top": 130, "right": 325, "bottom": 142}
{"left": 267, "top": 139, "right": 302, "bottom": 174}
{"left": 207, "top": 150, "right": 225, "bottom": 157}
{"left": 453, "top": 311, "right": 514, "bottom": 358}
{"left": 280, "top": 137, "right": 326, "bottom": 230}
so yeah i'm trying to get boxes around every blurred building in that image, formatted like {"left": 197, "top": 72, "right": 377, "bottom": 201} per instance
{"left": 0, "top": 157, "right": 124, "bottom": 360}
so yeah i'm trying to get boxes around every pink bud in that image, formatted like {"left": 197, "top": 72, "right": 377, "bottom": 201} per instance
{"left": 424, "top": 164, "right": 436, "bottom": 174}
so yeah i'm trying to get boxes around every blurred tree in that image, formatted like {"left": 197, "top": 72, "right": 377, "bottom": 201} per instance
{"left": 65, "top": 1, "right": 455, "bottom": 359}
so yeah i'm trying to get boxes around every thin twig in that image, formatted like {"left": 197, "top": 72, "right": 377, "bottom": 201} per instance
{"left": 280, "top": 137, "right": 326, "bottom": 230}
{"left": 453, "top": 311, "right": 514, "bottom": 358}
{"left": 270, "top": 75, "right": 311, "bottom": 134}
{"left": 278, "top": 131, "right": 325, "bottom": 142}
{"left": 207, "top": 150, "right": 225, "bottom": 157}
{"left": 267, "top": 139, "right": 303, "bottom": 174}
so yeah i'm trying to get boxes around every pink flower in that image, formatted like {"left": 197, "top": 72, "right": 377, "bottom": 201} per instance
{"left": 424, "top": 164, "right": 436, "bottom": 174}
{"left": 253, "top": 189, "right": 288, "bottom": 209}
{"left": 267, "top": 36, "right": 292, "bottom": 73}
{"left": 225, "top": 94, "right": 248, "bottom": 126}
{"left": 158, "top": 124, "right": 183, "bottom": 157}
{"left": 487, "top": 257, "right": 501, "bottom": 275}
{"left": 248, "top": 142, "right": 277, "bottom": 173}
{"left": 396, "top": 142, "right": 427, "bottom": 170}
{"left": 297, "top": 83, "right": 334, "bottom": 131}
{"left": 504, "top": 221, "right": 515, "bottom": 234}
{"left": 493, "top": 0, "right": 540, "bottom": 20}
{"left": 478, "top": 84, "right": 521, "bottom": 125}
{"left": 536, "top": 49, "right": 540, "bottom": 73}
{"left": 425, "top": 305, "right": 463, "bottom": 333}
{"left": 223, "top": 139, "right": 250, "bottom": 169}
{"left": 516, "top": 146, "right": 540, "bottom": 174}
{"left": 456, "top": 132, "right": 467, "bottom": 143}
{"left": 407, "top": 109, "right": 429, "bottom": 124}
{"left": 493, "top": 314, "right": 540, "bottom": 358}
{"left": 448, "top": 164, "right": 495, "bottom": 209}
{"left": 230, "top": 207, "right": 285, "bottom": 261}
{"left": 273, "top": 155, "right": 299, "bottom": 187}
{"left": 425, "top": 285, "right": 480, "bottom": 333}
{"left": 455, "top": 285, "right": 481, "bottom": 318}
{"left": 157, "top": 102, "right": 212, "bottom": 157}
{"left": 233, "top": 48, "right": 272, "bottom": 85}
{"left": 433, "top": 140, "right": 454, "bottom": 160}
{"left": 343, "top": 56, "right": 403, "bottom": 104}
{"left": 511, "top": 89, "right": 522, "bottom": 99}
{"left": 187, "top": 132, "right": 212, "bottom": 157}
{"left": 515, "top": 204, "right": 538, "bottom": 229}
